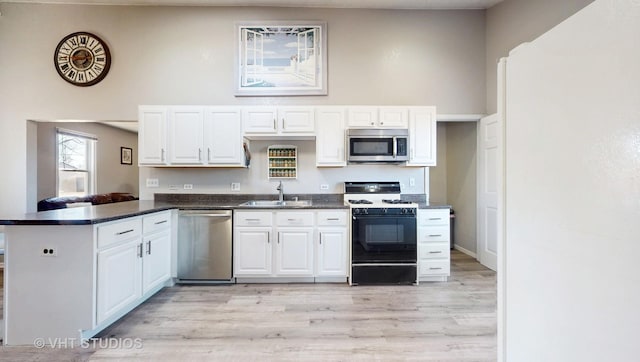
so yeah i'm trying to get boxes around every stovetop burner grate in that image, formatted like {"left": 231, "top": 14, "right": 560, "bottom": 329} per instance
{"left": 348, "top": 199, "right": 374, "bottom": 204}
{"left": 382, "top": 199, "right": 413, "bottom": 204}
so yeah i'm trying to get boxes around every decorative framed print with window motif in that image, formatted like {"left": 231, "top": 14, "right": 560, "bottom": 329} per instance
{"left": 235, "top": 21, "right": 327, "bottom": 96}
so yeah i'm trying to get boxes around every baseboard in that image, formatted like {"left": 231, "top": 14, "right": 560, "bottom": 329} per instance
{"left": 453, "top": 244, "right": 477, "bottom": 258}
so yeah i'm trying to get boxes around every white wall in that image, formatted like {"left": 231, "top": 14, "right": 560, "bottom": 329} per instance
{"left": 504, "top": 0, "right": 640, "bottom": 360}
{"left": 485, "top": 0, "right": 594, "bottom": 114}
{"left": 0, "top": 3, "right": 486, "bottom": 214}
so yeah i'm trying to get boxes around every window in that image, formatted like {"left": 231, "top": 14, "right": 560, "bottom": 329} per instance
{"left": 57, "top": 128, "right": 97, "bottom": 197}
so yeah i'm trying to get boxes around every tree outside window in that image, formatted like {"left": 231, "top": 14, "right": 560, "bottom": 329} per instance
{"left": 57, "top": 129, "right": 96, "bottom": 197}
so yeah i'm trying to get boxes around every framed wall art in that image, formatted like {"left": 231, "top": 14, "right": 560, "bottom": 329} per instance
{"left": 120, "top": 147, "right": 132, "bottom": 165}
{"left": 235, "top": 21, "right": 327, "bottom": 96}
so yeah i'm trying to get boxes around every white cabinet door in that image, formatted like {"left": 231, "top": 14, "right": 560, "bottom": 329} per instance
{"left": 204, "top": 107, "right": 245, "bottom": 166}
{"left": 142, "top": 230, "right": 171, "bottom": 295}
{"left": 234, "top": 227, "right": 272, "bottom": 276}
{"left": 278, "top": 107, "right": 315, "bottom": 133}
{"left": 379, "top": 107, "right": 408, "bottom": 128}
{"left": 168, "top": 106, "right": 204, "bottom": 165}
{"left": 242, "top": 107, "right": 278, "bottom": 134}
{"left": 138, "top": 106, "right": 168, "bottom": 165}
{"left": 347, "top": 106, "right": 378, "bottom": 128}
{"left": 316, "top": 227, "right": 348, "bottom": 277}
{"left": 407, "top": 106, "right": 437, "bottom": 166}
{"left": 96, "top": 240, "right": 142, "bottom": 324}
{"left": 275, "top": 228, "right": 314, "bottom": 276}
{"left": 315, "top": 107, "right": 346, "bottom": 166}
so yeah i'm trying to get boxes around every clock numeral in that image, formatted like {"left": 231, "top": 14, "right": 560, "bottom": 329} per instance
{"left": 61, "top": 46, "right": 71, "bottom": 52}
{"left": 93, "top": 64, "right": 103, "bottom": 72}
{"left": 79, "top": 36, "right": 88, "bottom": 45}
{"left": 86, "top": 70, "right": 96, "bottom": 80}
{"left": 77, "top": 72, "right": 85, "bottom": 82}
{"left": 58, "top": 55, "right": 69, "bottom": 62}
{"left": 60, "top": 63, "right": 70, "bottom": 72}
{"left": 67, "top": 69, "right": 76, "bottom": 80}
{"left": 96, "top": 57, "right": 105, "bottom": 63}
{"left": 94, "top": 47, "right": 103, "bottom": 55}
{"left": 69, "top": 37, "right": 78, "bottom": 47}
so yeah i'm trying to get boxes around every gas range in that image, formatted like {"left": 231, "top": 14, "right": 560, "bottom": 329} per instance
{"left": 344, "top": 181, "right": 418, "bottom": 209}
{"left": 344, "top": 181, "right": 418, "bottom": 285}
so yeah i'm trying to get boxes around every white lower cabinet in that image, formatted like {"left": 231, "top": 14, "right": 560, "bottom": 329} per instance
{"left": 234, "top": 209, "right": 348, "bottom": 281}
{"left": 418, "top": 208, "right": 451, "bottom": 282}
{"left": 96, "top": 211, "right": 172, "bottom": 325}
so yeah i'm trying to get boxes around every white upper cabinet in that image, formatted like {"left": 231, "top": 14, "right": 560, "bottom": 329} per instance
{"left": 138, "top": 106, "right": 168, "bottom": 165}
{"left": 204, "top": 107, "right": 245, "bottom": 166}
{"left": 168, "top": 106, "right": 205, "bottom": 165}
{"left": 315, "top": 107, "right": 346, "bottom": 167}
{"left": 243, "top": 106, "right": 314, "bottom": 136}
{"left": 347, "top": 106, "right": 408, "bottom": 128}
{"left": 139, "top": 106, "right": 245, "bottom": 167}
{"left": 407, "top": 106, "right": 437, "bottom": 166}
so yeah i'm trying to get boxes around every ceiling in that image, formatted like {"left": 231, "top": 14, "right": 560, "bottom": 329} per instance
{"left": 2, "top": 0, "right": 504, "bottom": 10}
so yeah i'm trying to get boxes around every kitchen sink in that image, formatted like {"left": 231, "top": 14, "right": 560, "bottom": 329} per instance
{"left": 239, "top": 200, "right": 312, "bottom": 207}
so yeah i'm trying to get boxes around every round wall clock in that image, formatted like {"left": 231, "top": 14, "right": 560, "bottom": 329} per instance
{"left": 54, "top": 32, "right": 111, "bottom": 87}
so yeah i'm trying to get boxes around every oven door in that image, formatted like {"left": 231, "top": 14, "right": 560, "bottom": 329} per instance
{"left": 351, "top": 213, "right": 417, "bottom": 263}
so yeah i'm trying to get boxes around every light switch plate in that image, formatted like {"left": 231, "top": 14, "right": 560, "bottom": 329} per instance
{"left": 231, "top": 183, "right": 241, "bottom": 191}
{"left": 183, "top": 184, "right": 193, "bottom": 190}
{"left": 146, "top": 178, "right": 159, "bottom": 187}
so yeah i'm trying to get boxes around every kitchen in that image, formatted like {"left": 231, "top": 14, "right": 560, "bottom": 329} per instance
{"left": 1, "top": 0, "right": 638, "bottom": 361}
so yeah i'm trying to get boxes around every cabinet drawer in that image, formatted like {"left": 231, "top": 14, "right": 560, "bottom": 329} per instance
{"left": 419, "top": 260, "right": 450, "bottom": 276}
{"left": 419, "top": 243, "right": 450, "bottom": 259}
{"left": 419, "top": 226, "right": 450, "bottom": 242}
{"left": 317, "top": 211, "right": 347, "bottom": 226}
{"left": 419, "top": 209, "right": 450, "bottom": 226}
{"left": 97, "top": 218, "right": 142, "bottom": 249}
{"left": 235, "top": 212, "right": 272, "bottom": 226}
{"left": 143, "top": 211, "right": 171, "bottom": 234}
{"left": 276, "top": 211, "right": 314, "bottom": 226}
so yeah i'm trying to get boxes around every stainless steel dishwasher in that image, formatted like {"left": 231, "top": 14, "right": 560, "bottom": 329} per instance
{"left": 177, "top": 210, "right": 233, "bottom": 283}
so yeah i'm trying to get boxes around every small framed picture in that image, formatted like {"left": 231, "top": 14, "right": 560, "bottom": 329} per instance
{"left": 121, "top": 147, "right": 133, "bottom": 165}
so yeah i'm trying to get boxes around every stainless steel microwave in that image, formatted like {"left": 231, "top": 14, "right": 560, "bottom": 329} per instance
{"left": 347, "top": 129, "right": 409, "bottom": 163}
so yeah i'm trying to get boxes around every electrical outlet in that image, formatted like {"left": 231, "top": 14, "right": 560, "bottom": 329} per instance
{"left": 231, "top": 182, "right": 241, "bottom": 191}
{"left": 168, "top": 185, "right": 179, "bottom": 191}
{"left": 146, "top": 178, "right": 159, "bottom": 187}
{"left": 41, "top": 247, "right": 57, "bottom": 257}
{"left": 320, "top": 184, "right": 329, "bottom": 190}
{"left": 183, "top": 184, "right": 193, "bottom": 190}
{"left": 409, "top": 177, "right": 415, "bottom": 187}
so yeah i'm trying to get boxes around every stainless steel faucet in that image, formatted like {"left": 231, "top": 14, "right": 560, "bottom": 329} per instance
{"left": 277, "top": 181, "right": 284, "bottom": 203}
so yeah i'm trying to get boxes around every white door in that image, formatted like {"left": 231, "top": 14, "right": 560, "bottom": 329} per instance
{"left": 234, "top": 228, "right": 272, "bottom": 276}
{"left": 407, "top": 106, "right": 437, "bottom": 166}
{"left": 168, "top": 106, "right": 204, "bottom": 164}
{"left": 278, "top": 107, "right": 315, "bottom": 133}
{"left": 316, "top": 228, "right": 348, "bottom": 276}
{"left": 242, "top": 107, "right": 278, "bottom": 134}
{"left": 315, "top": 107, "right": 346, "bottom": 166}
{"left": 477, "top": 113, "right": 501, "bottom": 271}
{"left": 204, "top": 107, "right": 244, "bottom": 166}
{"left": 138, "top": 106, "right": 167, "bottom": 165}
{"left": 275, "top": 228, "right": 314, "bottom": 276}
{"left": 96, "top": 240, "right": 142, "bottom": 324}
{"left": 142, "top": 230, "right": 171, "bottom": 295}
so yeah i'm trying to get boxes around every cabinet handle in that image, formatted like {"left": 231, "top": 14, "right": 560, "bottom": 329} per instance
{"left": 429, "top": 267, "right": 443, "bottom": 270}
{"left": 319, "top": 232, "right": 322, "bottom": 245}
{"left": 370, "top": 121, "right": 375, "bottom": 126}
{"left": 267, "top": 232, "right": 270, "bottom": 244}
{"left": 198, "top": 148, "right": 202, "bottom": 161}
{"left": 137, "top": 243, "right": 143, "bottom": 258}
{"left": 273, "top": 118, "right": 276, "bottom": 130}
{"left": 154, "top": 220, "right": 167, "bottom": 225}
{"left": 287, "top": 218, "right": 301, "bottom": 222}
{"left": 161, "top": 148, "right": 165, "bottom": 162}
{"left": 326, "top": 218, "right": 340, "bottom": 221}
{"left": 429, "top": 251, "right": 442, "bottom": 254}
{"left": 429, "top": 234, "right": 442, "bottom": 237}
{"left": 208, "top": 148, "right": 211, "bottom": 162}
{"left": 277, "top": 233, "right": 280, "bottom": 244}
{"left": 245, "top": 218, "right": 260, "bottom": 222}
{"left": 380, "top": 121, "right": 384, "bottom": 126}
{"left": 411, "top": 148, "right": 415, "bottom": 159}
{"left": 428, "top": 218, "right": 442, "bottom": 221}
{"left": 146, "top": 240, "right": 151, "bottom": 255}
{"left": 116, "top": 229, "right": 134, "bottom": 235}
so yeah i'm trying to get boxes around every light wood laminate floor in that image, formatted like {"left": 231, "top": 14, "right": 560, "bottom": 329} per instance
{"left": 0, "top": 250, "right": 496, "bottom": 361}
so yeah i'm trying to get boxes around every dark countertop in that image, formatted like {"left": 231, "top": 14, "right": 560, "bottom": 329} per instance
{"left": 0, "top": 193, "right": 449, "bottom": 225}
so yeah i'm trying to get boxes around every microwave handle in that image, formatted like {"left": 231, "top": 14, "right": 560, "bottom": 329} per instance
{"left": 392, "top": 137, "right": 397, "bottom": 158}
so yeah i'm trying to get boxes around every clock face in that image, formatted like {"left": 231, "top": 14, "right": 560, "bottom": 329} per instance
{"left": 54, "top": 32, "right": 111, "bottom": 86}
